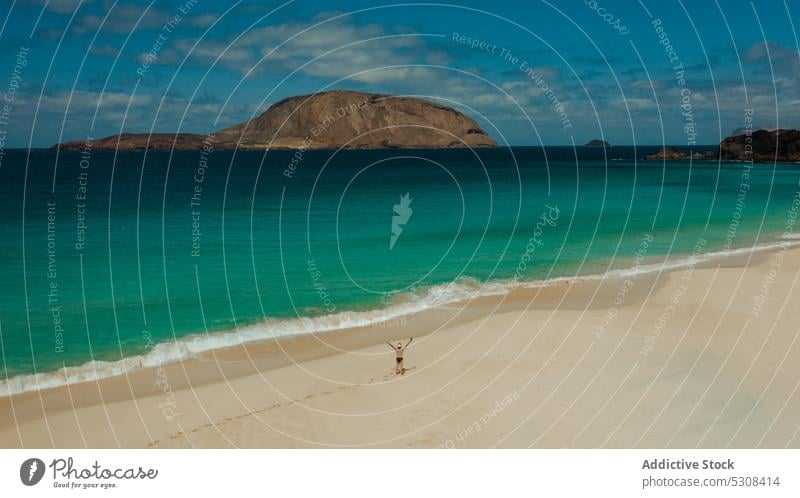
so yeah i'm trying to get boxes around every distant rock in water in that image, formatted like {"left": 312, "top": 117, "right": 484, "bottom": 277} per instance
{"left": 645, "top": 147, "right": 715, "bottom": 161}
{"left": 584, "top": 139, "right": 610, "bottom": 147}
{"left": 646, "top": 147, "right": 687, "bottom": 160}
{"left": 53, "top": 90, "right": 497, "bottom": 151}
{"left": 719, "top": 128, "right": 800, "bottom": 162}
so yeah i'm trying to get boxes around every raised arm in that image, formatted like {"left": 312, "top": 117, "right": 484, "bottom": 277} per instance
{"left": 405, "top": 337, "right": 413, "bottom": 348}
{"left": 386, "top": 341, "right": 397, "bottom": 350}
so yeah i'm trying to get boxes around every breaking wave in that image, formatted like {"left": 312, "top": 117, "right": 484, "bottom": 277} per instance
{"left": 2, "top": 238, "right": 798, "bottom": 397}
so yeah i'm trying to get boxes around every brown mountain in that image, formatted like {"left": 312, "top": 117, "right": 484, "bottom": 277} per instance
{"left": 53, "top": 90, "right": 496, "bottom": 151}
{"left": 719, "top": 128, "right": 800, "bottom": 162}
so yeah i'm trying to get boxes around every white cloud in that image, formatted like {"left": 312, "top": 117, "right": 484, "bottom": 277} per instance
{"left": 15, "top": 87, "right": 263, "bottom": 146}
{"left": 23, "top": 0, "right": 89, "bottom": 14}
{"left": 72, "top": 3, "right": 170, "bottom": 35}
{"left": 157, "top": 13, "right": 452, "bottom": 81}
{"left": 187, "top": 13, "right": 220, "bottom": 29}
{"left": 89, "top": 44, "right": 120, "bottom": 57}
{"left": 744, "top": 40, "right": 800, "bottom": 76}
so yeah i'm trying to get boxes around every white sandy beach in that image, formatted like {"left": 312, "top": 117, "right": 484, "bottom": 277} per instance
{"left": 2, "top": 244, "right": 800, "bottom": 448}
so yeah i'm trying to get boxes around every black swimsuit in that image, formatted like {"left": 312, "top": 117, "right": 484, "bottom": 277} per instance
{"left": 396, "top": 357, "right": 403, "bottom": 363}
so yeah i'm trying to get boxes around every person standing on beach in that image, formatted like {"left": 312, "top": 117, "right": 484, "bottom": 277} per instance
{"left": 387, "top": 338, "right": 413, "bottom": 375}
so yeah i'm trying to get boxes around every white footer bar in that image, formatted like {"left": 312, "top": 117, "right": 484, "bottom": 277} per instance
{"left": 1, "top": 449, "right": 796, "bottom": 497}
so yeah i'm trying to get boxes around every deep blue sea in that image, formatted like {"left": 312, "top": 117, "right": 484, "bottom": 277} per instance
{"left": 1, "top": 146, "right": 799, "bottom": 393}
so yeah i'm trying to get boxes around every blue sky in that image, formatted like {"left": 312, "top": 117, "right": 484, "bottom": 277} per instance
{"left": 2, "top": 0, "right": 799, "bottom": 147}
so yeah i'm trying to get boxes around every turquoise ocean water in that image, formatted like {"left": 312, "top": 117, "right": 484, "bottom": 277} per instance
{"left": 1, "top": 146, "right": 799, "bottom": 393}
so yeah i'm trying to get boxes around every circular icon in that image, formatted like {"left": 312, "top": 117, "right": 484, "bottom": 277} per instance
{"left": 19, "top": 458, "right": 45, "bottom": 486}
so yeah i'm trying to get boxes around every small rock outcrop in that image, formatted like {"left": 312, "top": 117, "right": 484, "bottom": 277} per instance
{"left": 646, "top": 147, "right": 687, "bottom": 160}
{"left": 584, "top": 139, "right": 610, "bottom": 147}
{"left": 645, "top": 147, "right": 715, "bottom": 161}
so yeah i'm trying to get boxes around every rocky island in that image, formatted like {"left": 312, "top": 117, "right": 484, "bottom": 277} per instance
{"left": 53, "top": 90, "right": 497, "bottom": 151}
{"left": 644, "top": 128, "right": 800, "bottom": 163}
{"left": 584, "top": 139, "right": 610, "bottom": 147}
{"left": 718, "top": 128, "right": 800, "bottom": 162}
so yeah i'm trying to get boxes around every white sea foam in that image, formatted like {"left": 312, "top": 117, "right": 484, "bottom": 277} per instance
{"left": 2, "top": 238, "right": 799, "bottom": 397}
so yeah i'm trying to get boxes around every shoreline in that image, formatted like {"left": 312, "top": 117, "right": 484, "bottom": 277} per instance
{"left": 2, "top": 240, "right": 800, "bottom": 447}
{"left": 2, "top": 236, "right": 799, "bottom": 398}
